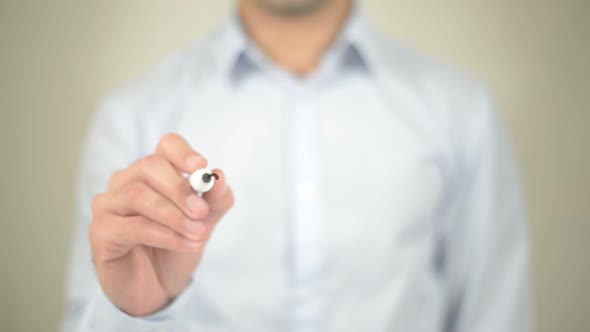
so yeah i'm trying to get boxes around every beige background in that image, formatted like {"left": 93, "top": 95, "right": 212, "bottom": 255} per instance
{"left": 1, "top": 1, "right": 588, "bottom": 331}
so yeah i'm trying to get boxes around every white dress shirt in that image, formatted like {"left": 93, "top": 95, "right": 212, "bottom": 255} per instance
{"left": 63, "top": 7, "right": 532, "bottom": 332}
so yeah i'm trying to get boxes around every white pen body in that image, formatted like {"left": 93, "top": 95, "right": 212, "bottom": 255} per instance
{"left": 189, "top": 168, "right": 216, "bottom": 193}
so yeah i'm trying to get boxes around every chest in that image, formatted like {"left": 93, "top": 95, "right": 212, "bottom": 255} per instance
{"left": 145, "top": 77, "right": 449, "bottom": 324}
{"left": 158, "top": 76, "right": 448, "bottom": 262}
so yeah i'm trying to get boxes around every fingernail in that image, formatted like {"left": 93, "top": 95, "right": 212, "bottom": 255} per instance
{"left": 185, "top": 220, "right": 205, "bottom": 236}
{"left": 183, "top": 238, "right": 201, "bottom": 250}
{"left": 187, "top": 195, "right": 204, "bottom": 213}
{"left": 185, "top": 155, "right": 202, "bottom": 171}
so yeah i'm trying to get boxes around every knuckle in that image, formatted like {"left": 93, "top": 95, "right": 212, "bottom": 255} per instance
{"left": 125, "top": 182, "right": 147, "bottom": 203}
{"left": 91, "top": 193, "right": 106, "bottom": 214}
{"left": 107, "top": 171, "right": 121, "bottom": 191}
{"left": 138, "top": 154, "right": 158, "bottom": 176}
{"left": 118, "top": 216, "right": 145, "bottom": 245}
{"left": 144, "top": 153, "right": 159, "bottom": 165}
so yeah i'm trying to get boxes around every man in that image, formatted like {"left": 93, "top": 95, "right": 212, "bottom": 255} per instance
{"left": 63, "top": 0, "right": 532, "bottom": 331}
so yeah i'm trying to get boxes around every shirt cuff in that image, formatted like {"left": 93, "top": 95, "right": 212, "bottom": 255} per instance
{"left": 83, "top": 280, "right": 195, "bottom": 332}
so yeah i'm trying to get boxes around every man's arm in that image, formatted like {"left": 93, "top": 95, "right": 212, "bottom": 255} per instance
{"left": 62, "top": 96, "right": 231, "bottom": 332}
{"left": 62, "top": 96, "right": 157, "bottom": 331}
{"left": 442, "top": 91, "right": 533, "bottom": 332}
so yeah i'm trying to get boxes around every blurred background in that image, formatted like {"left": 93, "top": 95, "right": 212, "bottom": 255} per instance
{"left": 0, "top": 0, "right": 588, "bottom": 331}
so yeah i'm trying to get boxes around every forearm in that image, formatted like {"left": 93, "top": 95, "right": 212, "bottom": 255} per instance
{"left": 63, "top": 281, "right": 197, "bottom": 332}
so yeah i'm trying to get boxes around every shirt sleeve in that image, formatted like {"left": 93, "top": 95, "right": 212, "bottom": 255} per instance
{"left": 442, "top": 90, "right": 533, "bottom": 332}
{"left": 61, "top": 95, "right": 196, "bottom": 332}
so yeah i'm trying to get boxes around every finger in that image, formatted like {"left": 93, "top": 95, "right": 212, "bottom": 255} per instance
{"left": 155, "top": 133, "right": 207, "bottom": 174}
{"left": 91, "top": 215, "right": 203, "bottom": 255}
{"left": 202, "top": 168, "right": 234, "bottom": 219}
{"left": 109, "top": 154, "right": 207, "bottom": 221}
{"left": 100, "top": 182, "right": 210, "bottom": 242}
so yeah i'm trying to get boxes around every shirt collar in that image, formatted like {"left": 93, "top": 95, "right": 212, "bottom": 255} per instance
{"left": 214, "top": 3, "right": 374, "bottom": 82}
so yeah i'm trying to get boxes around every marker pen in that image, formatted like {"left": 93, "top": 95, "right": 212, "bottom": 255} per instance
{"left": 188, "top": 168, "right": 219, "bottom": 194}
